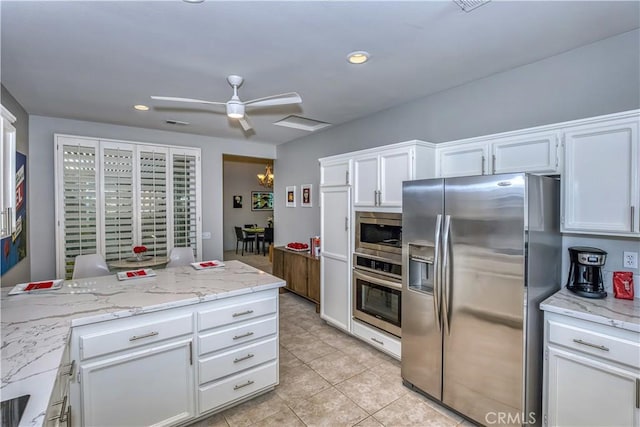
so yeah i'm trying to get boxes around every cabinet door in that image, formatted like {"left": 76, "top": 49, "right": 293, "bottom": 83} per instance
{"left": 307, "top": 258, "right": 320, "bottom": 304}
{"left": 353, "top": 155, "right": 379, "bottom": 207}
{"left": 563, "top": 119, "right": 639, "bottom": 235}
{"left": 320, "top": 186, "right": 351, "bottom": 332}
{"left": 80, "top": 339, "right": 195, "bottom": 427}
{"left": 437, "top": 143, "right": 488, "bottom": 178}
{"left": 492, "top": 132, "right": 560, "bottom": 174}
{"left": 321, "top": 158, "right": 351, "bottom": 186}
{"left": 285, "top": 252, "right": 308, "bottom": 296}
{"left": 272, "top": 247, "right": 284, "bottom": 279}
{"left": 379, "top": 148, "right": 413, "bottom": 207}
{"left": 547, "top": 346, "right": 639, "bottom": 427}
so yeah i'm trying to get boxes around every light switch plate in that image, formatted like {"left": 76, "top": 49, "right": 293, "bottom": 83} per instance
{"left": 623, "top": 251, "right": 638, "bottom": 269}
{"left": 202, "top": 232, "right": 212, "bottom": 240}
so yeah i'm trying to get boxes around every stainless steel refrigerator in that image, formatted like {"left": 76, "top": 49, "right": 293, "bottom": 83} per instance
{"left": 401, "top": 173, "right": 561, "bottom": 426}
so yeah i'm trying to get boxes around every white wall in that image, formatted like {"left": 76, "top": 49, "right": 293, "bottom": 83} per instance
{"left": 222, "top": 159, "right": 273, "bottom": 251}
{"left": 1, "top": 86, "right": 30, "bottom": 286}
{"left": 28, "top": 116, "right": 275, "bottom": 281}
{"left": 274, "top": 30, "right": 640, "bottom": 288}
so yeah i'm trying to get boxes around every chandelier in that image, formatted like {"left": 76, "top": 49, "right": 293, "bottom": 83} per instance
{"left": 257, "top": 164, "right": 274, "bottom": 188}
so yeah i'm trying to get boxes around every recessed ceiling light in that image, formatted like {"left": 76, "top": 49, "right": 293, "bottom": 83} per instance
{"left": 347, "top": 51, "right": 370, "bottom": 65}
{"left": 183, "top": 0, "right": 205, "bottom": 3}
{"left": 133, "top": 104, "right": 149, "bottom": 111}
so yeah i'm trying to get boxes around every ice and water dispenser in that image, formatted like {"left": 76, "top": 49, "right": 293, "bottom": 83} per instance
{"left": 407, "top": 243, "right": 435, "bottom": 294}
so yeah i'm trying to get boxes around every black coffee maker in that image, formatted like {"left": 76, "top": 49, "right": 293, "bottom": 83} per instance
{"left": 566, "top": 246, "right": 607, "bottom": 299}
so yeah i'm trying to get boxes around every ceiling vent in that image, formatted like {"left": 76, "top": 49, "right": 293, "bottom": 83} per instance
{"left": 453, "top": 0, "right": 490, "bottom": 12}
{"left": 273, "top": 115, "right": 331, "bottom": 132}
{"left": 165, "top": 119, "right": 189, "bottom": 126}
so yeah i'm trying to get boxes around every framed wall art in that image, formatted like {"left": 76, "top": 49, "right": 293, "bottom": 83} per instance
{"left": 251, "top": 191, "right": 273, "bottom": 211}
{"left": 301, "top": 184, "right": 312, "bottom": 207}
{"left": 233, "top": 195, "right": 242, "bottom": 208}
{"left": 286, "top": 186, "right": 296, "bottom": 208}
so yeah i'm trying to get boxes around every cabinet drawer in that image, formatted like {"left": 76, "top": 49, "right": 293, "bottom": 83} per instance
{"left": 548, "top": 320, "right": 640, "bottom": 368}
{"left": 79, "top": 314, "right": 193, "bottom": 360}
{"left": 199, "top": 337, "right": 277, "bottom": 384}
{"left": 199, "top": 315, "right": 277, "bottom": 355}
{"left": 198, "top": 294, "right": 277, "bottom": 332}
{"left": 199, "top": 361, "right": 277, "bottom": 414}
{"left": 352, "top": 320, "right": 401, "bottom": 360}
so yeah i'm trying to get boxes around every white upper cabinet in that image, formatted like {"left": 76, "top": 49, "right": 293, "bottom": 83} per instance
{"left": 352, "top": 143, "right": 435, "bottom": 209}
{"left": 562, "top": 117, "right": 639, "bottom": 236}
{"left": 320, "top": 158, "right": 351, "bottom": 186}
{"left": 491, "top": 131, "right": 560, "bottom": 175}
{"left": 437, "top": 142, "right": 489, "bottom": 178}
{"left": 436, "top": 131, "right": 561, "bottom": 178}
{"left": 0, "top": 105, "right": 17, "bottom": 238}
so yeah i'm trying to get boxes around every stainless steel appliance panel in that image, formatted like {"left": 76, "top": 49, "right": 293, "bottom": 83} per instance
{"left": 352, "top": 268, "right": 402, "bottom": 337}
{"left": 355, "top": 212, "right": 403, "bottom": 255}
{"left": 401, "top": 178, "right": 444, "bottom": 400}
{"left": 442, "top": 174, "right": 526, "bottom": 424}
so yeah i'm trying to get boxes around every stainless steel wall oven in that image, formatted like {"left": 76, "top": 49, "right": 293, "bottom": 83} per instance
{"left": 353, "top": 211, "right": 403, "bottom": 337}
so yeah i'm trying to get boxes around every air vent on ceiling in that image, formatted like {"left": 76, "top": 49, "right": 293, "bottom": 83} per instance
{"left": 453, "top": 0, "right": 490, "bottom": 12}
{"left": 273, "top": 115, "right": 331, "bottom": 132}
{"left": 165, "top": 119, "right": 189, "bottom": 126}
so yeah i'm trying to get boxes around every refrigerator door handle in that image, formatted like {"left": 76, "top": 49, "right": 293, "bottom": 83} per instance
{"left": 441, "top": 214, "right": 452, "bottom": 335}
{"left": 433, "top": 214, "right": 443, "bottom": 330}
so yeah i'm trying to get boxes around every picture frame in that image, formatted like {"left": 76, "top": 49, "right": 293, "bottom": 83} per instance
{"left": 301, "top": 184, "right": 312, "bottom": 207}
{"left": 286, "top": 186, "right": 296, "bottom": 208}
{"left": 251, "top": 191, "right": 273, "bottom": 211}
{"left": 233, "top": 195, "right": 242, "bottom": 208}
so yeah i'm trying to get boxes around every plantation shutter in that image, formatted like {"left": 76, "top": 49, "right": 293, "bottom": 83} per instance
{"left": 171, "top": 150, "right": 200, "bottom": 258}
{"left": 101, "top": 143, "right": 135, "bottom": 263}
{"left": 59, "top": 140, "right": 99, "bottom": 279}
{"left": 139, "top": 148, "right": 168, "bottom": 257}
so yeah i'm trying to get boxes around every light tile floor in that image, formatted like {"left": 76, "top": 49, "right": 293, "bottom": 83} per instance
{"left": 190, "top": 290, "right": 475, "bottom": 427}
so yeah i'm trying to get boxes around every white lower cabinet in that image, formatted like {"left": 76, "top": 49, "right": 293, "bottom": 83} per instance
{"left": 80, "top": 339, "right": 195, "bottom": 427}
{"left": 351, "top": 320, "right": 400, "bottom": 359}
{"left": 543, "top": 312, "right": 640, "bottom": 427}
{"left": 70, "top": 289, "right": 279, "bottom": 426}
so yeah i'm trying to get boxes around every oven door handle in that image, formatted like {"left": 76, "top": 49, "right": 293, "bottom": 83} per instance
{"left": 353, "top": 269, "right": 402, "bottom": 290}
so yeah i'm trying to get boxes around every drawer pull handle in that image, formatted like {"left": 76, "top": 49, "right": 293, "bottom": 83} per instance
{"left": 233, "top": 331, "right": 254, "bottom": 340}
{"left": 129, "top": 331, "right": 159, "bottom": 341}
{"left": 233, "top": 309, "right": 254, "bottom": 318}
{"left": 371, "top": 338, "right": 384, "bottom": 346}
{"left": 234, "top": 380, "right": 255, "bottom": 390}
{"left": 48, "top": 395, "right": 68, "bottom": 422}
{"left": 234, "top": 353, "right": 255, "bottom": 363}
{"left": 573, "top": 338, "right": 609, "bottom": 352}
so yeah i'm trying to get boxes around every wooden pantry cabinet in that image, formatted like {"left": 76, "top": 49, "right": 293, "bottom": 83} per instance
{"left": 272, "top": 246, "right": 320, "bottom": 311}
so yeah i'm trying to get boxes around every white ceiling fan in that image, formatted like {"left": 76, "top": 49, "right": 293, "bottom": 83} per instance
{"left": 151, "top": 75, "right": 302, "bottom": 132}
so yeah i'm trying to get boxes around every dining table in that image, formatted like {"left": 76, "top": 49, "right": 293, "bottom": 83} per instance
{"left": 242, "top": 227, "right": 265, "bottom": 254}
{"left": 108, "top": 256, "right": 170, "bottom": 271}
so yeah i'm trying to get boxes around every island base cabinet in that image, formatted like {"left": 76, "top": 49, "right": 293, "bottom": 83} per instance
{"left": 199, "top": 361, "right": 278, "bottom": 414}
{"left": 79, "top": 338, "right": 195, "bottom": 427}
{"left": 546, "top": 346, "right": 639, "bottom": 426}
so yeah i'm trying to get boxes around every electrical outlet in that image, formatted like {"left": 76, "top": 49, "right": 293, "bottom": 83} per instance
{"left": 623, "top": 251, "right": 638, "bottom": 269}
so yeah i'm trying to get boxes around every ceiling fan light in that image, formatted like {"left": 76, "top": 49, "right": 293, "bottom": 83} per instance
{"left": 227, "top": 102, "right": 244, "bottom": 119}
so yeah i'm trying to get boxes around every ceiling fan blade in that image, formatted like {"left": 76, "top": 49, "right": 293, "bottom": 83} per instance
{"left": 150, "top": 96, "right": 226, "bottom": 106}
{"left": 244, "top": 92, "right": 302, "bottom": 108}
{"left": 238, "top": 115, "right": 253, "bottom": 132}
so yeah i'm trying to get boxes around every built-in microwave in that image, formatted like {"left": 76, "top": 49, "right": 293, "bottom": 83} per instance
{"left": 355, "top": 212, "right": 402, "bottom": 256}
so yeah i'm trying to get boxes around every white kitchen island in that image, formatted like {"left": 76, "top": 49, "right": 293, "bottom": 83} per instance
{"left": 1, "top": 261, "right": 285, "bottom": 427}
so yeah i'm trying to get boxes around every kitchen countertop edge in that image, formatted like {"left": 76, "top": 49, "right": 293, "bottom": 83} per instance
{"left": 540, "top": 288, "right": 640, "bottom": 333}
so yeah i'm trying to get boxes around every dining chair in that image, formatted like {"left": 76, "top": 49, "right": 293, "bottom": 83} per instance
{"left": 235, "top": 226, "right": 254, "bottom": 255}
{"left": 166, "top": 247, "right": 195, "bottom": 268}
{"left": 261, "top": 227, "right": 274, "bottom": 256}
{"left": 72, "top": 254, "right": 111, "bottom": 279}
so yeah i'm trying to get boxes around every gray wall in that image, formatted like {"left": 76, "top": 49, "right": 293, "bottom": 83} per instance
{"left": 274, "top": 29, "right": 640, "bottom": 269}
{"left": 1, "top": 86, "right": 30, "bottom": 286}
{"left": 28, "top": 116, "right": 275, "bottom": 281}
{"left": 223, "top": 159, "right": 273, "bottom": 251}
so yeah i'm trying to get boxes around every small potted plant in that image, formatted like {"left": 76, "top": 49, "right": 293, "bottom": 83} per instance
{"left": 133, "top": 245, "right": 148, "bottom": 261}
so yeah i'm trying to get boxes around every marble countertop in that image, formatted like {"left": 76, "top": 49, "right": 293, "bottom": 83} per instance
{"left": 0, "top": 261, "right": 285, "bottom": 426}
{"left": 540, "top": 288, "right": 640, "bottom": 333}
